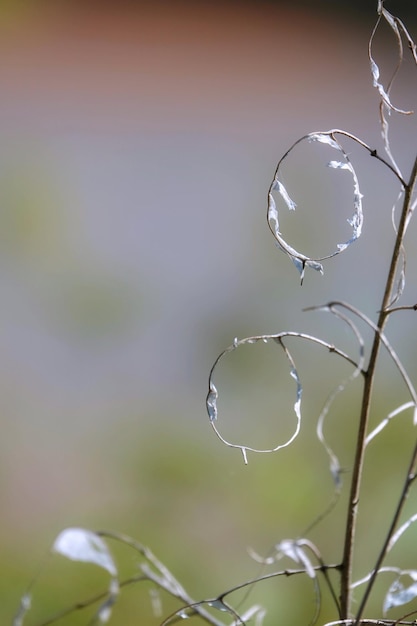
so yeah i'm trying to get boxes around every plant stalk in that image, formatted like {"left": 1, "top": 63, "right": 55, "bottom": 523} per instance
{"left": 340, "top": 154, "right": 417, "bottom": 619}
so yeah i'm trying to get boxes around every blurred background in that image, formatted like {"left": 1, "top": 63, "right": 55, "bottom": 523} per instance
{"left": 2, "top": 0, "right": 417, "bottom": 624}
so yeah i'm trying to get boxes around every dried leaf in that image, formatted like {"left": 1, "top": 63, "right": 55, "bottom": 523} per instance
{"left": 273, "top": 180, "right": 297, "bottom": 211}
{"left": 206, "top": 335, "right": 302, "bottom": 463}
{"left": 388, "top": 513, "right": 417, "bottom": 552}
{"left": 275, "top": 539, "right": 316, "bottom": 579}
{"left": 365, "top": 402, "right": 416, "bottom": 446}
{"left": 231, "top": 605, "right": 266, "bottom": 626}
{"left": 384, "top": 573, "right": 417, "bottom": 614}
{"left": 206, "top": 382, "right": 218, "bottom": 422}
{"left": 53, "top": 528, "right": 117, "bottom": 576}
{"left": 268, "top": 131, "right": 363, "bottom": 280}
{"left": 368, "top": 3, "right": 416, "bottom": 178}
{"left": 12, "top": 594, "right": 31, "bottom": 626}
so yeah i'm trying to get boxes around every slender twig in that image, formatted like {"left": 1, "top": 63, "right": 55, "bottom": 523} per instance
{"left": 332, "top": 130, "right": 407, "bottom": 188}
{"left": 325, "top": 621, "right": 417, "bottom": 626}
{"left": 319, "top": 301, "right": 417, "bottom": 408}
{"left": 340, "top": 154, "right": 417, "bottom": 619}
{"left": 216, "top": 563, "right": 342, "bottom": 601}
{"left": 270, "top": 129, "right": 406, "bottom": 188}
{"left": 33, "top": 574, "right": 146, "bottom": 626}
{"left": 354, "top": 452, "right": 417, "bottom": 621}
{"left": 385, "top": 303, "right": 417, "bottom": 314}
{"left": 96, "top": 531, "right": 226, "bottom": 626}
{"left": 33, "top": 569, "right": 226, "bottom": 626}
{"left": 154, "top": 564, "right": 342, "bottom": 626}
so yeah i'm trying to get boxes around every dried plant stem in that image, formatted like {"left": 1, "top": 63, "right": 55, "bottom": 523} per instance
{"left": 355, "top": 442, "right": 417, "bottom": 622}
{"left": 340, "top": 155, "right": 417, "bottom": 619}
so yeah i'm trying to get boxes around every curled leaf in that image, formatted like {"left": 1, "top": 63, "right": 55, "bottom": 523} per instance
{"left": 206, "top": 382, "right": 218, "bottom": 422}
{"left": 388, "top": 513, "right": 417, "bottom": 552}
{"left": 250, "top": 538, "right": 319, "bottom": 580}
{"left": 309, "top": 303, "right": 365, "bottom": 487}
{"left": 272, "top": 180, "right": 297, "bottom": 211}
{"left": 276, "top": 539, "right": 316, "bottom": 579}
{"left": 268, "top": 130, "right": 363, "bottom": 281}
{"left": 365, "top": 401, "right": 416, "bottom": 446}
{"left": 369, "top": 2, "right": 417, "bottom": 178}
{"left": 207, "top": 329, "right": 362, "bottom": 464}
{"left": 206, "top": 334, "right": 303, "bottom": 464}
{"left": 52, "top": 528, "right": 119, "bottom": 623}
{"left": 384, "top": 572, "right": 417, "bottom": 614}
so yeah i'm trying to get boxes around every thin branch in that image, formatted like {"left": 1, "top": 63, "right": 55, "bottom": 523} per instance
{"left": 318, "top": 301, "right": 417, "bottom": 408}
{"left": 355, "top": 441, "right": 417, "bottom": 621}
{"left": 385, "top": 303, "right": 417, "bottom": 314}
{"left": 159, "top": 564, "right": 342, "bottom": 626}
{"left": 325, "top": 621, "right": 417, "bottom": 626}
{"left": 340, "top": 154, "right": 417, "bottom": 620}
{"left": 33, "top": 574, "right": 146, "bottom": 626}
{"left": 305, "top": 304, "right": 365, "bottom": 488}
{"left": 330, "top": 130, "right": 406, "bottom": 187}
{"left": 217, "top": 563, "right": 342, "bottom": 601}
{"left": 96, "top": 531, "right": 226, "bottom": 626}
